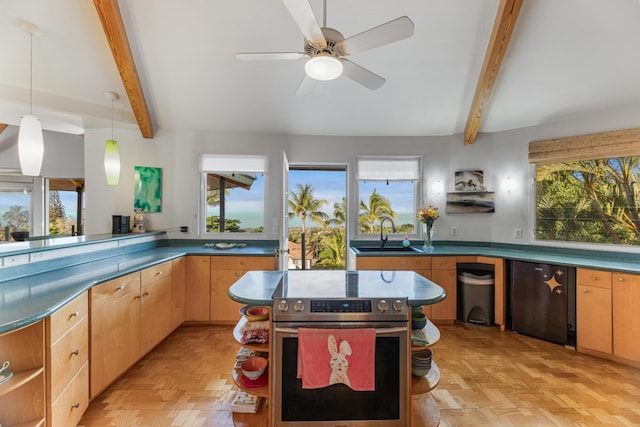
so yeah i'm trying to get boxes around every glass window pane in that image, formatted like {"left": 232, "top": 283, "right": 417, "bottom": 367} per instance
{"left": 358, "top": 180, "right": 416, "bottom": 235}
{"left": 205, "top": 172, "right": 264, "bottom": 233}
{"left": 0, "top": 189, "right": 31, "bottom": 242}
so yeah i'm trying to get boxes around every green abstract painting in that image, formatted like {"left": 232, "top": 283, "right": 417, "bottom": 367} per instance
{"left": 134, "top": 166, "right": 162, "bottom": 213}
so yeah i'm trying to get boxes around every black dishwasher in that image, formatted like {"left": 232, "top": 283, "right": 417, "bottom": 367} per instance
{"left": 510, "top": 260, "right": 576, "bottom": 345}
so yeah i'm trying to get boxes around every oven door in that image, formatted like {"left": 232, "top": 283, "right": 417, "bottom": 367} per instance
{"left": 272, "top": 324, "right": 409, "bottom": 427}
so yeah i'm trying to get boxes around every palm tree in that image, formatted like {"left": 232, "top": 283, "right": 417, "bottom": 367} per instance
{"left": 359, "top": 189, "right": 397, "bottom": 233}
{"left": 328, "top": 197, "right": 347, "bottom": 226}
{"left": 288, "top": 184, "right": 329, "bottom": 233}
{"left": 3, "top": 205, "right": 29, "bottom": 229}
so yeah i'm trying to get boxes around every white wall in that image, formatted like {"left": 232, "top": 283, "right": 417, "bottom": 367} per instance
{"left": 82, "top": 107, "right": 640, "bottom": 245}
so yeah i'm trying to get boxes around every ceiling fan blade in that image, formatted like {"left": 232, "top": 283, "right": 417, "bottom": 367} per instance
{"left": 296, "top": 75, "right": 316, "bottom": 96}
{"left": 341, "top": 16, "right": 414, "bottom": 54}
{"left": 281, "top": 0, "right": 326, "bottom": 47}
{"left": 341, "top": 59, "right": 385, "bottom": 90}
{"left": 236, "top": 52, "right": 308, "bottom": 61}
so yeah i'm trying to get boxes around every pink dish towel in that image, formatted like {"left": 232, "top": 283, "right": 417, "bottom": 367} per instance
{"left": 297, "top": 328, "right": 376, "bottom": 391}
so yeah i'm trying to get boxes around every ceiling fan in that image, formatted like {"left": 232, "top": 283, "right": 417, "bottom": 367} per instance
{"left": 236, "top": 0, "right": 414, "bottom": 93}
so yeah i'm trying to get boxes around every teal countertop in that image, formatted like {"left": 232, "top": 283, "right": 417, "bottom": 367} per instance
{"left": 0, "top": 239, "right": 278, "bottom": 334}
{"left": 2, "top": 235, "right": 640, "bottom": 335}
{"left": 227, "top": 270, "right": 447, "bottom": 306}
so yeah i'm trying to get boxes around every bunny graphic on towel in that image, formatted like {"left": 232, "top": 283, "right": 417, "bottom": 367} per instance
{"left": 328, "top": 334, "right": 352, "bottom": 387}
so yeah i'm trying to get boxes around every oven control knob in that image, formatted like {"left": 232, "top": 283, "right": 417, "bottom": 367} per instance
{"left": 392, "top": 299, "right": 404, "bottom": 312}
{"left": 277, "top": 299, "right": 289, "bottom": 312}
{"left": 377, "top": 299, "right": 389, "bottom": 312}
{"left": 293, "top": 300, "right": 305, "bottom": 312}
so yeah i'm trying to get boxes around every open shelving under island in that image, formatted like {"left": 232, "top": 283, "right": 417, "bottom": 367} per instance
{"left": 227, "top": 269, "right": 446, "bottom": 427}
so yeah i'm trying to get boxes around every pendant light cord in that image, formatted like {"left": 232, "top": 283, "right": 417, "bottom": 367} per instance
{"left": 111, "top": 97, "right": 114, "bottom": 140}
{"left": 29, "top": 31, "right": 33, "bottom": 115}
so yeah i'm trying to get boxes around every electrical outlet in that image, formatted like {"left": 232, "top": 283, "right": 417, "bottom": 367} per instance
{"left": 514, "top": 228, "right": 523, "bottom": 239}
{"left": 450, "top": 226, "right": 458, "bottom": 236}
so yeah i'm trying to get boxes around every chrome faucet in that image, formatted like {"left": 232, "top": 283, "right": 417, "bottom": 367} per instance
{"left": 380, "top": 217, "right": 396, "bottom": 248}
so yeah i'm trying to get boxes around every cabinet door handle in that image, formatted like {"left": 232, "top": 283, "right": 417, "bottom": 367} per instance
{"left": 154, "top": 271, "right": 162, "bottom": 276}
{"left": 72, "top": 402, "right": 80, "bottom": 409}
{"left": 142, "top": 291, "right": 149, "bottom": 297}
{"left": 591, "top": 277, "right": 597, "bottom": 281}
{"left": 70, "top": 349, "right": 80, "bottom": 356}
{"left": 617, "top": 277, "right": 624, "bottom": 282}
{"left": 583, "top": 289, "right": 588, "bottom": 293}
{"left": 69, "top": 311, "right": 79, "bottom": 318}
{"left": 115, "top": 285, "right": 125, "bottom": 292}
{"left": 134, "top": 295, "right": 142, "bottom": 300}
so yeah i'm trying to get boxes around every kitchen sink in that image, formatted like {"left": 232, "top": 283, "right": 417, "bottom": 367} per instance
{"left": 352, "top": 246, "right": 421, "bottom": 253}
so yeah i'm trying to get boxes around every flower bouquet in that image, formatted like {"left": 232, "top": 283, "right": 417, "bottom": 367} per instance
{"left": 416, "top": 205, "right": 439, "bottom": 251}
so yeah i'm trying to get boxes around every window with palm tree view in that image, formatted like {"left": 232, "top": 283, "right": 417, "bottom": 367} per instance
{"left": 536, "top": 156, "right": 640, "bottom": 246}
{"left": 205, "top": 172, "right": 265, "bottom": 233}
{"left": 287, "top": 163, "right": 419, "bottom": 270}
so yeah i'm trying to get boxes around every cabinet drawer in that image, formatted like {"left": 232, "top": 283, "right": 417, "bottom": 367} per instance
{"left": 141, "top": 261, "right": 172, "bottom": 286}
{"left": 211, "top": 256, "right": 276, "bottom": 270}
{"left": 50, "top": 362, "right": 89, "bottom": 427}
{"left": 49, "top": 316, "right": 89, "bottom": 400}
{"left": 577, "top": 268, "right": 611, "bottom": 289}
{"left": 48, "top": 292, "right": 88, "bottom": 344}
{"left": 431, "top": 256, "right": 456, "bottom": 270}
{"left": 91, "top": 272, "right": 140, "bottom": 308}
{"left": 356, "top": 256, "right": 429, "bottom": 271}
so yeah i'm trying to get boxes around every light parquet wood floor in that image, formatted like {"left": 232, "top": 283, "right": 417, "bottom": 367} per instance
{"left": 79, "top": 323, "right": 640, "bottom": 426}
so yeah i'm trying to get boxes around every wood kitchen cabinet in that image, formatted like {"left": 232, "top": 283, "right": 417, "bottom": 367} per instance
{"left": 428, "top": 257, "right": 457, "bottom": 323}
{"left": 0, "top": 320, "right": 46, "bottom": 427}
{"left": 46, "top": 292, "right": 89, "bottom": 427}
{"left": 90, "top": 272, "right": 141, "bottom": 399}
{"left": 171, "top": 256, "right": 186, "bottom": 329}
{"left": 612, "top": 272, "right": 640, "bottom": 363}
{"left": 185, "top": 256, "right": 211, "bottom": 321}
{"left": 91, "top": 261, "right": 176, "bottom": 398}
{"left": 576, "top": 268, "right": 612, "bottom": 355}
{"left": 211, "top": 256, "right": 277, "bottom": 323}
{"left": 140, "top": 261, "right": 173, "bottom": 355}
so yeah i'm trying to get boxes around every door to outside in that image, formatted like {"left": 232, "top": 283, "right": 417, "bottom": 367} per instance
{"left": 286, "top": 166, "right": 347, "bottom": 270}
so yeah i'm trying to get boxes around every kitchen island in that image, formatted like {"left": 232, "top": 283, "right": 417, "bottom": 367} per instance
{"left": 229, "top": 270, "right": 446, "bottom": 427}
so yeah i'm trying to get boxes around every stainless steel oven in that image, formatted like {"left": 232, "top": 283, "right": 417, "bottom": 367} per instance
{"left": 271, "top": 271, "right": 410, "bottom": 427}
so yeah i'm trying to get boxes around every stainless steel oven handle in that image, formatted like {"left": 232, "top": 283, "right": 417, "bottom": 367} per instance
{"left": 273, "top": 326, "right": 407, "bottom": 335}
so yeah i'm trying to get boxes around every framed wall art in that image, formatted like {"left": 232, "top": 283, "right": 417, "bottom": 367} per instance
{"left": 134, "top": 166, "right": 162, "bottom": 213}
{"left": 454, "top": 170, "right": 485, "bottom": 191}
{"left": 446, "top": 191, "right": 495, "bottom": 214}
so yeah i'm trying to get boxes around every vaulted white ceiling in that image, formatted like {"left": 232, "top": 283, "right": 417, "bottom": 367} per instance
{"left": 1, "top": 0, "right": 640, "bottom": 139}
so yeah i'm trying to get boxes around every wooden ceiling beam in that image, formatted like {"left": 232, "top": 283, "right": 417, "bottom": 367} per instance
{"left": 93, "top": 0, "right": 154, "bottom": 138}
{"left": 0, "top": 123, "right": 8, "bottom": 134}
{"left": 464, "top": 0, "right": 523, "bottom": 145}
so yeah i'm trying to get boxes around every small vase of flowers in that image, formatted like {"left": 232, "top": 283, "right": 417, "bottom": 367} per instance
{"left": 416, "top": 205, "right": 439, "bottom": 251}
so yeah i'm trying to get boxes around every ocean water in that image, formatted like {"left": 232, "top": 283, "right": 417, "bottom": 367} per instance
{"left": 226, "top": 211, "right": 416, "bottom": 229}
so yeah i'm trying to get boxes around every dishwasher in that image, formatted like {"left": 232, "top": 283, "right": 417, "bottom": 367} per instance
{"left": 510, "top": 260, "right": 576, "bottom": 345}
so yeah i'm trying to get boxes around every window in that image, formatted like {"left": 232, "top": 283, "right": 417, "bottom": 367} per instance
{"left": 535, "top": 157, "right": 640, "bottom": 246}
{"left": 356, "top": 157, "right": 421, "bottom": 235}
{"left": 0, "top": 177, "right": 32, "bottom": 242}
{"left": 200, "top": 155, "right": 266, "bottom": 234}
{"left": 530, "top": 128, "right": 640, "bottom": 248}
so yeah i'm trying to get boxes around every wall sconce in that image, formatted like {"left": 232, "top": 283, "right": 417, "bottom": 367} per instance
{"left": 104, "top": 91, "right": 120, "bottom": 185}
{"left": 431, "top": 179, "right": 444, "bottom": 196}
{"left": 503, "top": 176, "right": 517, "bottom": 193}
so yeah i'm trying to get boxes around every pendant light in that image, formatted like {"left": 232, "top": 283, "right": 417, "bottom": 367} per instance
{"left": 104, "top": 91, "right": 120, "bottom": 185}
{"left": 18, "top": 21, "right": 44, "bottom": 177}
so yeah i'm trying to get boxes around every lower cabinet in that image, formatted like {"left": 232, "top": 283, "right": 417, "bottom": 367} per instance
{"left": 428, "top": 257, "right": 457, "bottom": 323}
{"left": 185, "top": 256, "right": 211, "bottom": 321}
{"left": 90, "top": 272, "right": 141, "bottom": 399}
{"left": 0, "top": 320, "right": 46, "bottom": 427}
{"left": 211, "top": 256, "right": 277, "bottom": 323}
{"left": 46, "top": 292, "right": 89, "bottom": 427}
{"left": 576, "top": 268, "right": 612, "bottom": 354}
{"left": 171, "top": 256, "right": 186, "bottom": 329}
{"left": 612, "top": 272, "right": 640, "bottom": 363}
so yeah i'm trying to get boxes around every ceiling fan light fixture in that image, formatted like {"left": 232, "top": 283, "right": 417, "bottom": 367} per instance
{"left": 305, "top": 53, "right": 343, "bottom": 81}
